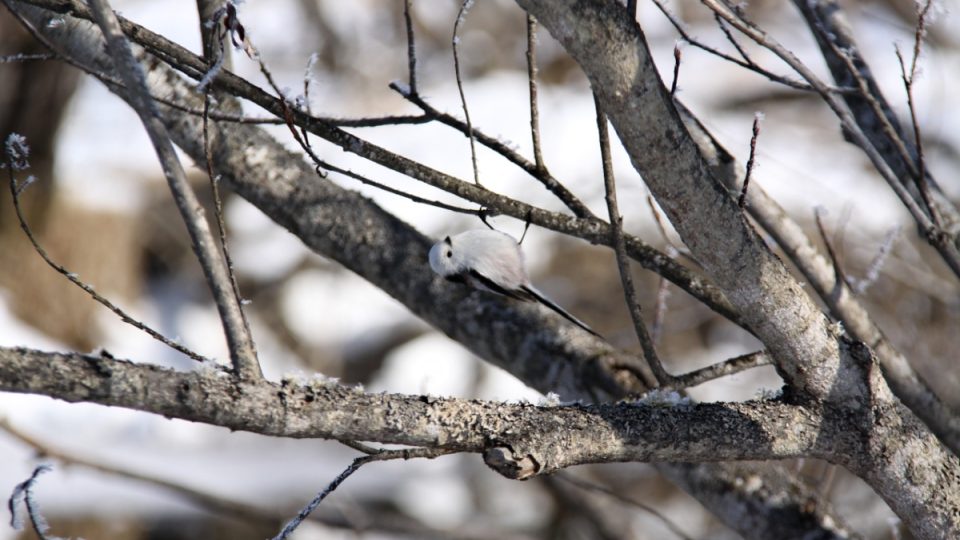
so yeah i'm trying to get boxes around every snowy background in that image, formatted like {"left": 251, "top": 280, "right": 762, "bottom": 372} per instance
{"left": 1, "top": 0, "right": 959, "bottom": 538}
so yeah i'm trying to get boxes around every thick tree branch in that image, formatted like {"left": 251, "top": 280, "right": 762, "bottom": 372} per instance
{"left": 1, "top": 3, "right": 862, "bottom": 537}
{"left": 518, "top": 0, "right": 844, "bottom": 403}
{"left": 9, "top": 0, "right": 747, "bottom": 334}
{"left": 512, "top": 1, "right": 960, "bottom": 538}
{"left": 0, "top": 347, "right": 841, "bottom": 473}
{"left": 677, "top": 98, "right": 960, "bottom": 454}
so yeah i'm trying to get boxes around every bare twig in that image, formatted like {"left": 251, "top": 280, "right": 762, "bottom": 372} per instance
{"left": 557, "top": 473, "right": 694, "bottom": 540}
{"left": 274, "top": 447, "right": 454, "bottom": 540}
{"left": 11, "top": 0, "right": 746, "bottom": 332}
{"left": 526, "top": 14, "right": 546, "bottom": 171}
{"left": 670, "top": 43, "right": 682, "bottom": 97}
{"left": 814, "top": 208, "right": 849, "bottom": 296}
{"left": 202, "top": 91, "right": 254, "bottom": 358}
{"left": 8, "top": 464, "right": 55, "bottom": 540}
{"left": 737, "top": 113, "right": 762, "bottom": 209}
{"left": 86, "top": 0, "right": 262, "bottom": 379}
{"left": 0, "top": 420, "right": 481, "bottom": 538}
{"left": 453, "top": 0, "right": 481, "bottom": 186}
{"left": 4, "top": 152, "right": 214, "bottom": 365}
{"left": 795, "top": 0, "right": 960, "bottom": 243}
{"left": 304, "top": 148, "right": 485, "bottom": 216}
{"left": 403, "top": 0, "right": 418, "bottom": 94}
{"left": 391, "top": 83, "right": 594, "bottom": 219}
{"left": 1, "top": 418, "right": 273, "bottom": 524}
{"left": 596, "top": 96, "right": 664, "bottom": 388}
{"left": 895, "top": 0, "right": 940, "bottom": 233}
{"left": 670, "top": 350, "right": 771, "bottom": 389}
{"left": 714, "top": 13, "right": 751, "bottom": 63}
{"left": 701, "top": 0, "right": 960, "bottom": 279}
{"left": 651, "top": 0, "right": 832, "bottom": 93}
{"left": 852, "top": 226, "right": 900, "bottom": 294}
{"left": 651, "top": 275, "right": 671, "bottom": 345}
{"left": 0, "top": 52, "right": 55, "bottom": 62}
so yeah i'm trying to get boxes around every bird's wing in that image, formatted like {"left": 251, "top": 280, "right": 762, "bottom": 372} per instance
{"left": 468, "top": 269, "right": 536, "bottom": 301}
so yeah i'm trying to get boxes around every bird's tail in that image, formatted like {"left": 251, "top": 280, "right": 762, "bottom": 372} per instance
{"left": 521, "top": 286, "right": 602, "bottom": 338}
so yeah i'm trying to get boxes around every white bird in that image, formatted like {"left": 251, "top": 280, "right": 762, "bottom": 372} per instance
{"left": 428, "top": 229, "right": 600, "bottom": 337}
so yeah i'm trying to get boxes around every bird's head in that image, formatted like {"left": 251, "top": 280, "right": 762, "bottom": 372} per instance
{"left": 428, "top": 235, "right": 459, "bottom": 277}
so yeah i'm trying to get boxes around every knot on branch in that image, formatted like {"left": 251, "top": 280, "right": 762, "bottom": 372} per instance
{"left": 483, "top": 446, "right": 540, "bottom": 480}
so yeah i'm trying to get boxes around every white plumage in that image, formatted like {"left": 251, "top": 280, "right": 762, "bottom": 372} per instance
{"left": 429, "top": 229, "right": 599, "bottom": 337}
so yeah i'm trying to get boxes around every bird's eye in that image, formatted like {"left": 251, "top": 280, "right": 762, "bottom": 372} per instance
{"left": 446, "top": 250, "right": 453, "bottom": 258}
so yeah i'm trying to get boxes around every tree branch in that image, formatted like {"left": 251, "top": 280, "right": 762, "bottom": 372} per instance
{"left": 0, "top": 347, "right": 842, "bottom": 474}
{"left": 84, "top": 0, "right": 261, "bottom": 380}
{"left": 512, "top": 1, "right": 960, "bottom": 537}
{"left": 677, "top": 97, "right": 960, "bottom": 454}
{"left": 2, "top": 3, "right": 879, "bottom": 538}
{"left": 8, "top": 0, "right": 744, "bottom": 333}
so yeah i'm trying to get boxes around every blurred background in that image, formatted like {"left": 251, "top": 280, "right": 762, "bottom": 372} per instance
{"left": 1, "top": 0, "right": 958, "bottom": 538}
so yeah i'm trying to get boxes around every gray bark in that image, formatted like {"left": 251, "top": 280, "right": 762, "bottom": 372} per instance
{"left": 0, "top": 347, "right": 837, "bottom": 472}
{"left": 5, "top": 0, "right": 959, "bottom": 538}
{"left": 2, "top": 2, "right": 856, "bottom": 538}
{"left": 512, "top": 0, "right": 960, "bottom": 538}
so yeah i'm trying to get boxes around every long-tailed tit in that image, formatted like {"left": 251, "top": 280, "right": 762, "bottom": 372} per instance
{"left": 429, "top": 229, "right": 600, "bottom": 337}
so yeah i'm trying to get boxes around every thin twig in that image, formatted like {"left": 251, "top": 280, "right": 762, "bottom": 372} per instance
{"left": 310, "top": 152, "right": 484, "bottom": 216}
{"left": 1, "top": 418, "right": 272, "bottom": 524}
{"left": 202, "top": 95, "right": 254, "bottom": 341}
{"left": 8, "top": 464, "right": 55, "bottom": 540}
{"left": 0, "top": 420, "right": 476, "bottom": 538}
{"left": 853, "top": 225, "right": 900, "bottom": 294}
{"left": 3, "top": 158, "right": 214, "bottom": 365}
{"left": 274, "top": 447, "right": 454, "bottom": 539}
{"left": 19, "top": 0, "right": 746, "bottom": 331}
{"left": 596, "top": 95, "right": 664, "bottom": 388}
{"left": 87, "top": 0, "right": 262, "bottom": 379}
{"left": 670, "top": 43, "right": 682, "bottom": 97}
{"left": 403, "top": 0, "right": 418, "bottom": 94}
{"left": 814, "top": 208, "right": 850, "bottom": 295}
{"left": 245, "top": 52, "right": 485, "bottom": 217}
{"left": 895, "top": 0, "right": 940, "bottom": 233}
{"left": 453, "top": 0, "right": 481, "bottom": 186}
{"left": 557, "top": 473, "right": 694, "bottom": 540}
{"left": 526, "top": 14, "right": 546, "bottom": 171}
{"left": 0, "top": 52, "right": 56, "bottom": 62}
{"left": 701, "top": 0, "right": 960, "bottom": 279}
{"left": 299, "top": 53, "right": 318, "bottom": 150}
{"left": 669, "top": 350, "right": 771, "bottom": 389}
{"left": 651, "top": 276, "right": 671, "bottom": 345}
{"left": 714, "top": 13, "right": 751, "bottom": 63}
{"left": 198, "top": 15, "right": 254, "bottom": 355}
{"left": 391, "top": 83, "right": 594, "bottom": 218}
{"left": 651, "top": 0, "right": 830, "bottom": 93}
{"left": 738, "top": 113, "right": 762, "bottom": 209}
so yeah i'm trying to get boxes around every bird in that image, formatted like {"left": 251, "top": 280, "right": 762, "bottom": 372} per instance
{"left": 428, "top": 229, "right": 600, "bottom": 337}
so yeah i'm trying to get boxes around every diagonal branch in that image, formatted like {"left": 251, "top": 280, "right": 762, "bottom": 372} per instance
{"left": 595, "top": 96, "right": 664, "bottom": 387}
{"left": 677, "top": 80, "right": 960, "bottom": 455}
{"left": 9, "top": 0, "right": 744, "bottom": 333}
{"left": 703, "top": 0, "right": 960, "bottom": 279}
{"left": 84, "top": 0, "right": 261, "bottom": 380}
{"left": 3, "top": 3, "right": 862, "bottom": 538}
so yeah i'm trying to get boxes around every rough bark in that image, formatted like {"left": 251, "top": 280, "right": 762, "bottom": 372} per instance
{"left": 511, "top": 1, "right": 960, "bottom": 538}
{"left": 0, "top": 347, "right": 838, "bottom": 474}
{"left": 8, "top": 1, "right": 959, "bottom": 538}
